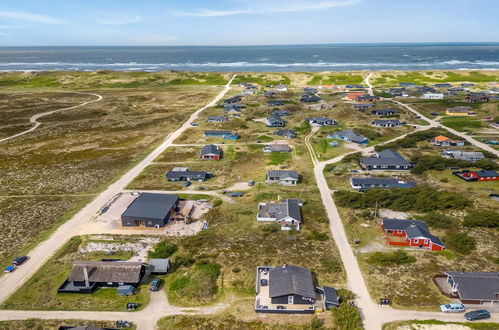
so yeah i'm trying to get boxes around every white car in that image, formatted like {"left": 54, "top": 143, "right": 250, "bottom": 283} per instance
{"left": 440, "top": 303, "right": 466, "bottom": 313}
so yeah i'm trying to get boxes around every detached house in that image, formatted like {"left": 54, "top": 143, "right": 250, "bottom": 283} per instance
{"left": 263, "top": 144, "right": 291, "bottom": 153}
{"left": 346, "top": 92, "right": 365, "bottom": 100}
{"left": 356, "top": 95, "right": 380, "bottom": 103}
{"left": 360, "top": 149, "right": 413, "bottom": 171}
{"left": 380, "top": 218, "right": 445, "bottom": 251}
{"left": 441, "top": 149, "right": 484, "bottom": 162}
{"left": 204, "top": 130, "right": 240, "bottom": 140}
{"left": 435, "top": 271, "right": 499, "bottom": 305}
{"left": 200, "top": 144, "right": 221, "bottom": 160}
{"left": 165, "top": 167, "right": 211, "bottom": 182}
{"left": 350, "top": 177, "right": 416, "bottom": 190}
{"left": 255, "top": 265, "right": 316, "bottom": 314}
{"left": 275, "top": 129, "right": 297, "bottom": 139}
{"left": 466, "top": 95, "right": 490, "bottom": 103}
{"left": 422, "top": 93, "right": 444, "bottom": 99}
{"left": 328, "top": 129, "right": 368, "bottom": 145}
{"left": 266, "top": 115, "right": 286, "bottom": 127}
{"left": 430, "top": 135, "right": 464, "bottom": 147}
{"left": 445, "top": 106, "right": 476, "bottom": 116}
{"left": 266, "top": 170, "right": 299, "bottom": 186}
{"left": 370, "top": 119, "right": 404, "bottom": 127}
{"left": 207, "top": 116, "right": 229, "bottom": 123}
{"left": 371, "top": 109, "right": 397, "bottom": 116}
{"left": 453, "top": 170, "right": 499, "bottom": 182}
{"left": 308, "top": 117, "right": 337, "bottom": 127}
{"left": 257, "top": 199, "right": 303, "bottom": 230}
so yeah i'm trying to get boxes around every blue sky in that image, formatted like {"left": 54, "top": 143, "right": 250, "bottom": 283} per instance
{"left": 0, "top": 0, "right": 498, "bottom": 46}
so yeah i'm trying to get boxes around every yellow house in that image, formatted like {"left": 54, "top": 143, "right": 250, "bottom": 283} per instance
{"left": 445, "top": 106, "right": 475, "bottom": 116}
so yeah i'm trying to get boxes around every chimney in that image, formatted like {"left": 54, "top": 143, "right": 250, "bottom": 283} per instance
{"left": 83, "top": 265, "right": 90, "bottom": 288}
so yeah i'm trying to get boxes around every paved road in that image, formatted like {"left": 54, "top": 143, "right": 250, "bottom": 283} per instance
{"left": 0, "top": 77, "right": 235, "bottom": 307}
{"left": 0, "top": 92, "right": 103, "bottom": 143}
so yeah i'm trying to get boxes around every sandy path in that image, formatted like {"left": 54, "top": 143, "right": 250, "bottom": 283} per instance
{"left": 0, "top": 92, "right": 103, "bottom": 143}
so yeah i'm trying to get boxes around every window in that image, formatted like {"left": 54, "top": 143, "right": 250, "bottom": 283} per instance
{"left": 288, "top": 296, "right": 294, "bottom": 304}
{"left": 397, "top": 230, "right": 403, "bottom": 234}
{"left": 414, "top": 239, "right": 419, "bottom": 244}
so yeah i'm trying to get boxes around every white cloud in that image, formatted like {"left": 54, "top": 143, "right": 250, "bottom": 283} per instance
{"left": 0, "top": 10, "right": 66, "bottom": 24}
{"left": 174, "top": 0, "right": 360, "bottom": 17}
{"left": 0, "top": 31, "right": 10, "bottom": 37}
{"left": 96, "top": 14, "right": 142, "bottom": 25}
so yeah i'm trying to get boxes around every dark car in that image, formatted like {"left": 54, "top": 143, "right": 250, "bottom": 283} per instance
{"left": 149, "top": 278, "right": 162, "bottom": 291}
{"left": 12, "top": 256, "right": 28, "bottom": 266}
{"left": 228, "top": 192, "right": 244, "bottom": 197}
{"left": 116, "top": 320, "right": 131, "bottom": 328}
{"left": 260, "top": 279, "right": 268, "bottom": 286}
{"left": 276, "top": 305, "right": 286, "bottom": 310}
{"left": 465, "top": 309, "right": 490, "bottom": 321}
{"left": 126, "top": 302, "right": 138, "bottom": 310}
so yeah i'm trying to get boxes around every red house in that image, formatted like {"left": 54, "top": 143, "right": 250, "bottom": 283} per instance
{"left": 453, "top": 170, "right": 499, "bottom": 182}
{"left": 380, "top": 218, "right": 445, "bottom": 251}
{"left": 346, "top": 92, "right": 365, "bottom": 100}
{"left": 199, "top": 144, "right": 221, "bottom": 160}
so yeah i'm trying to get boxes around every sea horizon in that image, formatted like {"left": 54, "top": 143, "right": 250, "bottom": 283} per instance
{"left": 1, "top": 42, "right": 498, "bottom": 72}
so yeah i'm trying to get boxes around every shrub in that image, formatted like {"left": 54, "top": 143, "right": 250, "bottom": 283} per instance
{"left": 306, "top": 228, "right": 329, "bottom": 241}
{"left": 411, "top": 155, "right": 499, "bottom": 174}
{"left": 213, "top": 198, "right": 223, "bottom": 207}
{"left": 260, "top": 223, "right": 281, "bottom": 235}
{"left": 375, "top": 128, "right": 454, "bottom": 151}
{"left": 173, "top": 253, "right": 195, "bottom": 268}
{"left": 463, "top": 210, "right": 499, "bottom": 228}
{"left": 148, "top": 240, "right": 177, "bottom": 259}
{"left": 341, "top": 152, "right": 362, "bottom": 164}
{"left": 366, "top": 250, "right": 416, "bottom": 266}
{"left": 320, "top": 256, "right": 342, "bottom": 273}
{"left": 445, "top": 232, "right": 476, "bottom": 254}
{"left": 335, "top": 186, "right": 472, "bottom": 212}
{"left": 332, "top": 302, "right": 363, "bottom": 330}
{"left": 295, "top": 119, "right": 311, "bottom": 133}
{"left": 169, "top": 262, "right": 221, "bottom": 302}
{"left": 420, "top": 212, "right": 456, "bottom": 229}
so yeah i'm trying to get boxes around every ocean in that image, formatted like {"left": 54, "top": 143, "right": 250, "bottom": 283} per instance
{"left": 0, "top": 43, "right": 498, "bottom": 72}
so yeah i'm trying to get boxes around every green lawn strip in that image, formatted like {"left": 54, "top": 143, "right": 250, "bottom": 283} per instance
{"left": 1, "top": 236, "right": 150, "bottom": 311}
{"left": 382, "top": 319, "right": 499, "bottom": 330}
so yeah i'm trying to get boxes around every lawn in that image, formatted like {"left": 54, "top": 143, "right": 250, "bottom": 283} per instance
{"left": 1, "top": 236, "right": 151, "bottom": 311}
{"left": 441, "top": 116, "right": 483, "bottom": 132}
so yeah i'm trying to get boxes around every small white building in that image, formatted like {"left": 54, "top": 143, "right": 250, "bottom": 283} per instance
{"left": 421, "top": 93, "right": 444, "bottom": 100}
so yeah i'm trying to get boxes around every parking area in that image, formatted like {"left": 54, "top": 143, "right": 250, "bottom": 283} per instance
{"left": 83, "top": 192, "right": 211, "bottom": 236}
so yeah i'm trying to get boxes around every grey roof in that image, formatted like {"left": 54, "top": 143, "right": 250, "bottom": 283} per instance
{"left": 448, "top": 106, "right": 472, "bottom": 113}
{"left": 150, "top": 258, "right": 170, "bottom": 273}
{"left": 323, "top": 286, "right": 340, "bottom": 305}
{"left": 372, "top": 109, "right": 397, "bottom": 115}
{"left": 269, "top": 265, "right": 315, "bottom": 299}
{"left": 200, "top": 144, "right": 221, "bottom": 156}
{"left": 444, "top": 272, "right": 499, "bottom": 302}
{"left": 68, "top": 261, "right": 143, "bottom": 283}
{"left": 267, "top": 170, "right": 298, "bottom": 180}
{"left": 361, "top": 149, "right": 412, "bottom": 167}
{"left": 259, "top": 199, "right": 302, "bottom": 222}
{"left": 204, "top": 130, "right": 233, "bottom": 135}
{"left": 442, "top": 150, "right": 485, "bottom": 161}
{"left": 265, "top": 144, "right": 291, "bottom": 152}
{"left": 267, "top": 115, "right": 286, "bottom": 124}
{"left": 308, "top": 117, "right": 335, "bottom": 123}
{"left": 351, "top": 177, "right": 416, "bottom": 188}
{"left": 330, "top": 129, "right": 367, "bottom": 143}
{"left": 474, "top": 170, "right": 499, "bottom": 177}
{"left": 166, "top": 170, "right": 208, "bottom": 180}
{"left": 382, "top": 218, "right": 444, "bottom": 247}
{"left": 371, "top": 119, "right": 402, "bottom": 126}
{"left": 122, "top": 193, "right": 179, "bottom": 221}
{"left": 275, "top": 129, "right": 297, "bottom": 138}
{"left": 208, "top": 115, "right": 228, "bottom": 121}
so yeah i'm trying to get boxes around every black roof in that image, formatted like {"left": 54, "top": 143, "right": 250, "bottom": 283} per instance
{"left": 361, "top": 149, "right": 412, "bottom": 167}
{"left": 444, "top": 272, "right": 499, "bottom": 302}
{"left": 269, "top": 265, "right": 315, "bottom": 299}
{"left": 122, "top": 193, "right": 179, "bottom": 221}
{"left": 323, "top": 286, "right": 340, "bottom": 305}
{"left": 166, "top": 170, "right": 208, "bottom": 180}
{"left": 200, "top": 144, "right": 221, "bottom": 156}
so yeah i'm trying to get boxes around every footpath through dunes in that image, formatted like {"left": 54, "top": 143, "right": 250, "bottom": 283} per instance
{"left": 0, "top": 76, "right": 235, "bottom": 305}
{"left": 0, "top": 91, "right": 103, "bottom": 143}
